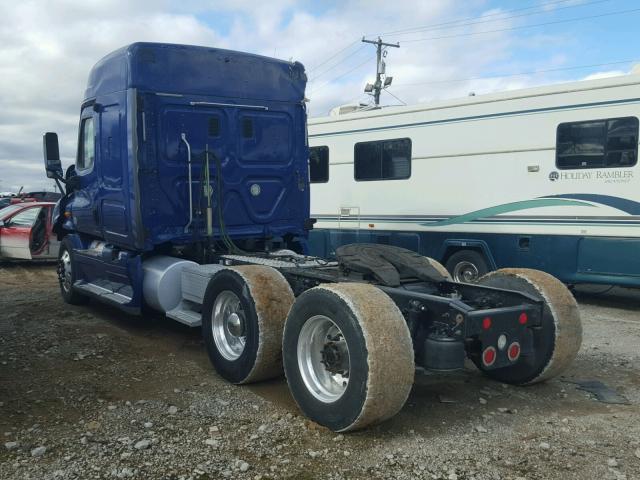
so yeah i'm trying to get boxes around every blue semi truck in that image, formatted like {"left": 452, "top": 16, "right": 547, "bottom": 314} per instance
{"left": 42, "top": 43, "right": 582, "bottom": 432}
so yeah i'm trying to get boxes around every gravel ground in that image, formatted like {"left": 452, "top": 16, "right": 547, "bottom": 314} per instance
{"left": 0, "top": 263, "right": 639, "bottom": 480}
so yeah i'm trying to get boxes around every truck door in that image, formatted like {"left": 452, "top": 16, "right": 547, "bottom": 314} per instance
{"left": 71, "top": 106, "right": 101, "bottom": 236}
{"left": 97, "top": 92, "right": 129, "bottom": 243}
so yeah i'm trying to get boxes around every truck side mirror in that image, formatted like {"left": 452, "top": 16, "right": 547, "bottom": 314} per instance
{"left": 43, "top": 132, "right": 63, "bottom": 179}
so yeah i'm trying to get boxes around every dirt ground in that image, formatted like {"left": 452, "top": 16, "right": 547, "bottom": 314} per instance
{"left": 0, "top": 263, "right": 639, "bottom": 480}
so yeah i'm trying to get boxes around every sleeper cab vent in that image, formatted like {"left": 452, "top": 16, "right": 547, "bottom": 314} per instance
{"left": 208, "top": 117, "right": 220, "bottom": 137}
{"left": 242, "top": 118, "right": 253, "bottom": 138}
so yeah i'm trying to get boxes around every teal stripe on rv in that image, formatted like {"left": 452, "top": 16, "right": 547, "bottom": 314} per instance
{"left": 314, "top": 197, "right": 640, "bottom": 227}
{"left": 425, "top": 198, "right": 594, "bottom": 226}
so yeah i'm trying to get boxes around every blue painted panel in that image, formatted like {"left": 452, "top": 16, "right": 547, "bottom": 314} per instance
{"left": 239, "top": 111, "right": 292, "bottom": 165}
{"left": 85, "top": 43, "right": 306, "bottom": 103}
{"left": 102, "top": 200, "right": 128, "bottom": 237}
{"left": 99, "top": 91, "right": 129, "bottom": 242}
{"left": 67, "top": 43, "right": 309, "bottom": 253}
{"left": 578, "top": 237, "right": 640, "bottom": 276}
{"left": 142, "top": 92, "right": 309, "bottom": 246}
{"left": 308, "top": 228, "right": 640, "bottom": 287}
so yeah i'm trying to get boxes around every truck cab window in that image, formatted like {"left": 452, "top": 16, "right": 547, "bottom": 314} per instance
{"left": 556, "top": 116, "right": 638, "bottom": 169}
{"left": 354, "top": 138, "right": 411, "bottom": 181}
{"left": 78, "top": 117, "right": 95, "bottom": 170}
{"left": 309, "top": 146, "right": 329, "bottom": 183}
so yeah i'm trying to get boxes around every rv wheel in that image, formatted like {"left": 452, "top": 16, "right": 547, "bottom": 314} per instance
{"left": 475, "top": 268, "right": 582, "bottom": 385}
{"left": 282, "top": 283, "right": 414, "bottom": 432}
{"left": 445, "top": 250, "right": 488, "bottom": 282}
{"left": 57, "top": 237, "right": 88, "bottom": 305}
{"left": 202, "top": 265, "right": 294, "bottom": 384}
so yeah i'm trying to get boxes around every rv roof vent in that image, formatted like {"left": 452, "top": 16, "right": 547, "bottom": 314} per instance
{"left": 329, "top": 104, "right": 362, "bottom": 116}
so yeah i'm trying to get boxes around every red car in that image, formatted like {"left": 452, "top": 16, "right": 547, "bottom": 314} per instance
{"left": 0, "top": 202, "right": 59, "bottom": 260}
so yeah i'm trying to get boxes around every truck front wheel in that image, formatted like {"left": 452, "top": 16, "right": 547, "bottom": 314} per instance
{"left": 475, "top": 268, "right": 582, "bottom": 385}
{"left": 201, "top": 266, "right": 294, "bottom": 384}
{"left": 57, "top": 237, "right": 88, "bottom": 305}
{"left": 282, "top": 283, "right": 414, "bottom": 432}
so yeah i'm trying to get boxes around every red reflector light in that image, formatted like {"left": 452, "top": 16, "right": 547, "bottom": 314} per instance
{"left": 482, "top": 317, "right": 492, "bottom": 330}
{"left": 482, "top": 346, "right": 497, "bottom": 367}
{"left": 508, "top": 342, "right": 521, "bottom": 362}
{"left": 518, "top": 312, "right": 528, "bottom": 325}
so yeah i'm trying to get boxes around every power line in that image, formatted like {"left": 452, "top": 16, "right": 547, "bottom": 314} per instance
{"left": 383, "top": 88, "right": 407, "bottom": 105}
{"left": 373, "top": 0, "right": 584, "bottom": 36}
{"left": 392, "top": 59, "right": 637, "bottom": 88}
{"left": 309, "top": 56, "right": 375, "bottom": 94}
{"left": 385, "top": 0, "right": 612, "bottom": 38}
{"left": 309, "top": 45, "right": 367, "bottom": 82}
{"left": 401, "top": 7, "right": 640, "bottom": 43}
{"left": 306, "top": 39, "right": 360, "bottom": 73}
{"left": 305, "top": 1, "right": 616, "bottom": 86}
{"left": 306, "top": 1, "right": 585, "bottom": 78}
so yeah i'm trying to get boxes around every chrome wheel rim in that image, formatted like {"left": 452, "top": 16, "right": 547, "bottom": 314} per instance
{"left": 212, "top": 291, "right": 246, "bottom": 361}
{"left": 297, "top": 315, "right": 350, "bottom": 403}
{"left": 453, "top": 261, "right": 479, "bottom": 283}
{"left": 60, "top": 250, "right": 72, "bottom": 292}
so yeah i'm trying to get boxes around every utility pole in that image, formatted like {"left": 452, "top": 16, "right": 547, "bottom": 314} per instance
{"left": 361, "top": 36, "right": 399, "bottom": 106}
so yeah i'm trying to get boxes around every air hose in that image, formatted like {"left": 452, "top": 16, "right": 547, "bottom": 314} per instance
{"left": 204, "top": 149, "right": 245, "bottom": 255}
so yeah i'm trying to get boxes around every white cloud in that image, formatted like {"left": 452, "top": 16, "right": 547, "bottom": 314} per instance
{"left": 0, "top": 0, "right": 617, "bottom": 192}
{"left": 582, "top": 70, "right": 627, "bottom": 81}
{"left": 0, "top": 0, "right": 220, "bottom": 192}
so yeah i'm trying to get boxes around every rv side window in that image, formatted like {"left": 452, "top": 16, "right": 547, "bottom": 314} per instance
{"left": 309, "top": 146, "right": 329, "bottom": 183}
{"left": 556, "top": 117, "right": 638, "bottom": 169}
{"left": 606, "top": 117, "right": 638, "bottom": 167}
{"left": 354, "top": 138, "right": 411, "bottom": 181}
{"left": 77, "top": 117, "right": 95, "bottom": 170}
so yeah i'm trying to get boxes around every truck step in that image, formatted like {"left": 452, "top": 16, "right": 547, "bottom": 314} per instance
{"left": 74, "top": 281, "right": 133, "bottom": 305}
{"left": 166, "top": 301, "right": 202, "bottom": 327}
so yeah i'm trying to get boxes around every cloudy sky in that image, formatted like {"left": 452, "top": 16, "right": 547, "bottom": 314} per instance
{"left": 1, "top": 0, "right": 638, "bottom": 192}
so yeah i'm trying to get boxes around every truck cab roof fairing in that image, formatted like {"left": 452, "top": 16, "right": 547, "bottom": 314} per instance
{"left": 84, "top": 42, "right": 307, "bottom": 102}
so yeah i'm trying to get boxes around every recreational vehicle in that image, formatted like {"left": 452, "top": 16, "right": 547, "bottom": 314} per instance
{"left": 307, "top": 74, "right": 640, "bottom": 287}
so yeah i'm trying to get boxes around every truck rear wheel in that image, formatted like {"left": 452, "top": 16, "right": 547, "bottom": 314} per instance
{"left": 57, "top": 237, "right": 88, "bottom": 305}
{"left": 202, "top": 265, "right": 294, "bottom": 384}
{"left": 476, "top": 268, "right": 582, "bottom": 385}
{"left": 282, "top": 283, "right": 414, "bottom": 432}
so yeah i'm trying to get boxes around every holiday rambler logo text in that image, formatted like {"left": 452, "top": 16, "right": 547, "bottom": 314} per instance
{"left": 549, "top": 170, "right": 633, "bottom": 183}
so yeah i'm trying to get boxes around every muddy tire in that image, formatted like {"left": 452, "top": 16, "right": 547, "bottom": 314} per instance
{"left": 425, "top": 257, "right": 452, "bottom": 281}
{"left": 282, "top": 283, "right": 414, "bottom": 432}
{"left": 202, "top": 265, "right": 294, "bottom": 384}
{"left": 476, "top": 268, "right": 582, "bottom": 385}
{"left": 57, "top": 237, "right": 88, "bottom": 305}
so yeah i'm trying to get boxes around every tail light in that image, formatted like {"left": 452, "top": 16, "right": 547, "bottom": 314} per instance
{"left": 482, "top": 317, "right": 492, "bottom": 330}
{"left": 518, "top": 312, "right": 528, "bottom": 325}
{"left": 482, "top": 346, "right": 497, "bottom": 367}
{"left": 507, "top": 342, "right": 521, "bottom": 362}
